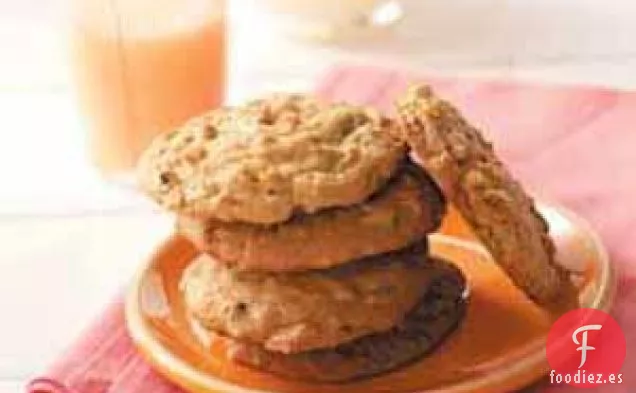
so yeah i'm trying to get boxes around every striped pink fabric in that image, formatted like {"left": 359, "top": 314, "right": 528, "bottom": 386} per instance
{"left": 28, "top": 65, "right": 636, "bottom": 393}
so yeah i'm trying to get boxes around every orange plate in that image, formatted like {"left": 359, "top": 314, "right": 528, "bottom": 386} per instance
{"left": 126, "top": 203, "right": 615, "bottom": 393}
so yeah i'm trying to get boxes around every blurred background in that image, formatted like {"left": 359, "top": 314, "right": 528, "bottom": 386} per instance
{"left": 1, "top": 0, "right": 636, "bottom": 391}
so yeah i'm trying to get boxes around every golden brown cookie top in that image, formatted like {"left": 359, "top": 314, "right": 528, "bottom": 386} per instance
{"left": 138, "top": 94, "right": 405, "bottom": 224}
{"left": 396, "top": 85, "right": 577, "bottom": 309}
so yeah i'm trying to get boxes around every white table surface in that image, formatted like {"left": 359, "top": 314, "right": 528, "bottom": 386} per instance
{"left": 2, "top": 1, "right": 636, "bottom": 392}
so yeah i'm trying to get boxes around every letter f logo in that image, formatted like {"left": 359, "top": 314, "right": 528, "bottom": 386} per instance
{"left": 572, "top": 324, "right": 602, "bottom": 368}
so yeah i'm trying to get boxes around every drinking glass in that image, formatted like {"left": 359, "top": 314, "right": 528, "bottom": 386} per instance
{"left": 70, "top": 0, "right": 226, "bottom": 174}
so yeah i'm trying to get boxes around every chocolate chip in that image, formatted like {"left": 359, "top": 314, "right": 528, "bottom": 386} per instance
{"left": 159, "top": 171, "right": 176, "bottom": 185}
{"left": 235, "top": 302, "right": 249, "bottom": 314}
{"left": 202, "top": 125, "right": 217, "bottom": 139}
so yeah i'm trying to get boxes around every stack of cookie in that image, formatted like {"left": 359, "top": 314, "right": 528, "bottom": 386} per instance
{"left": 138, "top": 94, "right": 468, "bottom": 382}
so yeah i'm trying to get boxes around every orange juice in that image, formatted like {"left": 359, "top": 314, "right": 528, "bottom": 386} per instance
{"left": 71, "top": 0, "right": 225, "bottom": 172}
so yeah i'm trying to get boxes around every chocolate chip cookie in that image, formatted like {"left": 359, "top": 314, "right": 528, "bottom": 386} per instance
{"left": 217, "top": 258, "right": 467, "bottom": 383}
{"left": 181, "top": 242, "right": 447, "bottom": 354}
{"left": 177, "top": 164, "right": 445, "bottom": 272}
{"left": 139, "top": 94, "right": 405, "bottom": 224}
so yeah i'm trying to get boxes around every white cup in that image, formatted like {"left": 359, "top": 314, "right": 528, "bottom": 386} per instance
{"left": 241, "top": 0, "right": 406, "bottom": 41}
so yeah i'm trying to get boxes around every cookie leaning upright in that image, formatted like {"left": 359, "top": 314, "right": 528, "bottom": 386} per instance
{"left": 138, "top": 94, "right": 406, "bottom": 225}
{"left": 395, "top": 85, "right": 577, "bottom": 308}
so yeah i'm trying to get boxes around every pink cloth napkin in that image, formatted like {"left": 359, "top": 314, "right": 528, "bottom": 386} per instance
{"left": 28, "top": 66, "right": 636, "bottom": 393}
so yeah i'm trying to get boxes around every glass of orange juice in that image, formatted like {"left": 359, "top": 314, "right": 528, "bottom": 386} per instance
{"left": 70, "top": 0, "right": 226, "bottom": 174}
